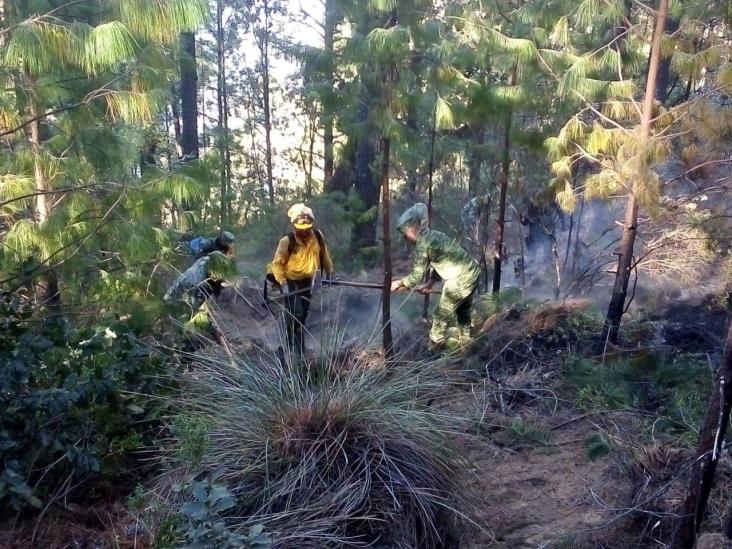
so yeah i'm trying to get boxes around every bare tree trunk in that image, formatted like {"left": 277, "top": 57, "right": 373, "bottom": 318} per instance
{"left": 215, "top": 0, "right": 229, "bottom": 228}
{"left": 564, "top": 211, "right": 574, "bottom": 274}
{"left": 570, "top": 195, "right": 585, "bottom": 279}
{"left": 261, "top": 0, "right": 275, "bottom": 204}
{"left": 351, "top": 99, "right": 379, "bottom": 250}
{"left": 200, "top": 45, "right": 207, "bottom": 156}
{"left": 492, "top": 102, "right": 513, "bottom": 295}
{"left": 170, "top": 94, "right": 182, "bottom": 157}
{"left": 307, "top": 118, "right": 315, "bottom": 198}
{"left": 29, "top": 97, "right": 60, "bottom": 310}
{"left": 655, "top": 16, "right": 679, "bottom": 103}
{"left": 517, "top": 213, "right": 526, "bottom": 294}
{"left": 381, "top": 138, "right": 393, "bottom": 358}
{"left": 550, "top": 234, "right": 561, "bottom": 299}
{"left": 179, "top": 32, "right": 199, "bottom": 160}
{"left": 322, "top": 0, "right": 336, "bottom": 188}
{"left": 601, "top": 0, "right": 668, "bottom": 345}
{"left": 671, "top": 316, "right": 732, "bottom": 548}
{"left": 422, "top": 115, "right": 437, "bottom": 320}
{"left": 222, "top": 61, "right": 233, "bottom": 223}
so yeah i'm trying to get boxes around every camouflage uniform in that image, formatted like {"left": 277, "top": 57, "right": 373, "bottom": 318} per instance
{"left": 164, "top": 256, "right": 221, "bottom": 338}
{"left": 401, "top": 229, "right": 481, "bottom": 344}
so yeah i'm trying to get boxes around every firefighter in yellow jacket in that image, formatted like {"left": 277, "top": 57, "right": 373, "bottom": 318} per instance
{"left": 271, "top": 203, "right": 333, "bottom": 355}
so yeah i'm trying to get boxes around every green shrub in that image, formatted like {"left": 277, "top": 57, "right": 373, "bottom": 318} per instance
{"left": 156, "top": 352, "right": 471, "bottom": 548}
{"left": 564, "top": 353, "right": 711, "bottom": 440}
{"left": 176, "top": 474, "right": 272, "bottom": 548}
{"left": 503, "top": 418, "right": 551, "bottom": 447}
{"left": 474, "top": 287, "right": 525, "bottom": 318}
{"left": 584, "top": 432, "right": 614, "bottom": 461}
{"left": 0, "top": 299, "right": 173, "bottom": 514}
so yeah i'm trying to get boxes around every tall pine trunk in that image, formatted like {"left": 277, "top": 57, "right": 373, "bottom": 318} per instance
{"left": 306, "top": 119, "right": 315, "bottom": 198}
{"left": 179, "top": 32, "right": 199, "bottom": 160}
{"left": 492, "top": 102, "right": 513, "bottom": 295}
{"left": 570, "top": 195, "right": 585, "bottom": 279}
{"left": 29, "top": 94, "right": 60, "bottom": 310}
{"left": 602, "top": 0, "right": 668, "bottom": 346}
{"left": 261, "top": 0, "right": 274, "bottom": 204}
{"left": 671, "top": 316, "right": 732, "bottom": 548}
{"left": 215, "top": 0, "right": 229, "bottom": 227}
{"left": 422, "top": 116, "right": 437, "bottom": 320}
{"left": 351, "top": 92, "right": 379, "bottom": 250}
{"left": 322, "top": 0, "right": 336, "bottom": 188}
{"left": 380, "top": 138, "right": 393, "bottom": 358}
{"left": 171, "top": 96, "right": 182, "bottom": 156}
{"left": 655, "top": 16, "right": 679, "bottom": 103}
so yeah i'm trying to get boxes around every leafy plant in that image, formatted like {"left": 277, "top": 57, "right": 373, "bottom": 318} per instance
{"left": 576, "top": 386, "right": 614, "bottom": 411}
{"left": 503, "top": 418, "right": 552, "bottom": 448}
{"left": 177, "top": 475, "right": 272, "bottom": 548}
{"left": 584, "top": 432, "right": 614, "bottom": 461}
{"left": 0, "top": 298, "right": 174, "bottom": 514}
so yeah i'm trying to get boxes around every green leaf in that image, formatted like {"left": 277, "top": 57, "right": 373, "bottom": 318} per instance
{"left": 181, "top": 501, "right": 207, "bottom": 520}
{"left": 84, "top": 22, "right": 138, "bottom": 74}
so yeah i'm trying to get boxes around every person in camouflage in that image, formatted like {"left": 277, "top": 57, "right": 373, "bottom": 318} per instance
{"left": 190, "top": 230, "right": 235, "bottom": 259}
{"left": 164, "top": 251, "right": 232, "bottom": 345}
{"left": 391, "top": 203, "right": 481, "bottom": 350}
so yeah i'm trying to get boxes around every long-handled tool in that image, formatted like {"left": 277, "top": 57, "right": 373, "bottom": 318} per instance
{"left": 263, "top": 277, "right": 442, "bottom": 312}
{"left": 322, "top": 278, "right": 442, "bottom": 294}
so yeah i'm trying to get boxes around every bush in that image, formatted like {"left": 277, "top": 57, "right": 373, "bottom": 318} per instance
{"left": 155, "top": 352, "right": 471, "bottom": 548}
{"left": 0, "top": 298, "right": 173, "bottom": 515}
{"left": 564, "top": 353, "right": 711, "bottom": 441}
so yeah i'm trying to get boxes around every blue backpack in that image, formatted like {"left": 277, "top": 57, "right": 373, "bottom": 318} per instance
{"left": 189, "top": 236, "right": 209, "bottom": 255}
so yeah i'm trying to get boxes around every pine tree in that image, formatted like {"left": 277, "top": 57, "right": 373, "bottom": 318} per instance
{"left": 0, "top": 0, "right": 209, "bottom": 317}
{"left": 541, "top": 0, "right": 730, "bottom": 341}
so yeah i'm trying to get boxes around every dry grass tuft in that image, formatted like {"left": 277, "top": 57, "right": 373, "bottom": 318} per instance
{"left": 524, "top": 299, "right": 593, "bottom": 333}
{"left": 153, "top": 351, "right": 473, "bottom": 548}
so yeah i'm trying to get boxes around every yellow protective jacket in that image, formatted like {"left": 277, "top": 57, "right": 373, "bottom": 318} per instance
{"left": 271, "top": 230, "right": 333, "bottom": 285}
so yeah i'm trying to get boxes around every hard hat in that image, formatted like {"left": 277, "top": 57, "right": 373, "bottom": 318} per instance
{"left": 221, "top": 231, "right": 235, "bottom": 243}
{"left": 288, "top": 203, "right": 314, "bottom": 230}
{"left": 396, "top": 203, "right": 428, "bottom": 233}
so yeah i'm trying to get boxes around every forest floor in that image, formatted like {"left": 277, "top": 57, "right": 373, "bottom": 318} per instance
{"left": 183, "top": 264, "right": 732, "bottom": 548}
{"left": 4, "top": 264, "right": 730, "bottom": 548}
{"left": 220, "top": 260, "right": 732, "bottom": 548}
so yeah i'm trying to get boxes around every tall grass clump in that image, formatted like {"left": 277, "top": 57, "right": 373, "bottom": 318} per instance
{"left": 154, "top": 351, "right": 471, "bottom": 548}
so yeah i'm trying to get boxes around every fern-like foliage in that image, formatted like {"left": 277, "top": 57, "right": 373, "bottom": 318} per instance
{"left": 0, "top": 0, "right": 214, "bottom": 313}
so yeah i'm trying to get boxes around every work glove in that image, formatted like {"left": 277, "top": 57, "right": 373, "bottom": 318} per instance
{"left": 415, "top": 282, "right": 434, "bottom": 295}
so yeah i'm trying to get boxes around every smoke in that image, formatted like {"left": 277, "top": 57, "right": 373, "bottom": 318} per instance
{"left": 496, "top": 161, "right": 731, "bottom": 313}
{"left": 211, "top": 277, "right": 423, "bottom": 356}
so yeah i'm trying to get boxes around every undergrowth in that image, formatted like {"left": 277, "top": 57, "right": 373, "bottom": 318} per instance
{"left": 0, "top": 297, "right": 175, "bottom": 516}
{"left": 564, "top": 352, "right": 711, "bottom": 443}
{"left": 151, "top": 351, "right": 473, "bottom": 548}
